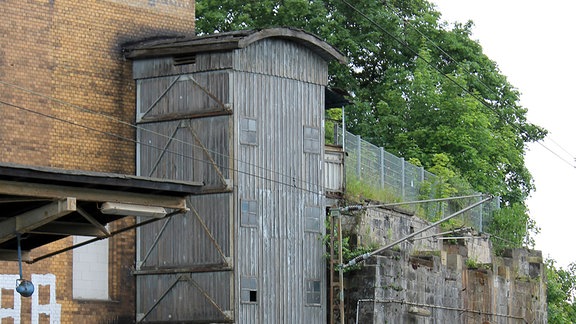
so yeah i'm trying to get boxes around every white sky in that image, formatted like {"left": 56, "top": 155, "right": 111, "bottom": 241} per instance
{"left": 432, "top": 0, "right": 576, "bottom": 269}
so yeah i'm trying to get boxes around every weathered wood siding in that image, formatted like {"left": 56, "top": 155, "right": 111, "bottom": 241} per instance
{"left": 234, "top": 38, "right": 327, "bottom": 324}
{"left": 136, "top": 268, "right": 232, "bottom": 321}
{"left": 135, "top": 60, "right": 234, "bottom": 322}
{"left": 137, "top": 117, "right": 230, "bottom": 188}
{"left": 135, "top": 35, "right": 330, "bottom": 323}
{"left": 132, "top": 52, "right": 234, "bottom": 79}
{"left": 325, "top": 146, "right": 345, "bottom": 195}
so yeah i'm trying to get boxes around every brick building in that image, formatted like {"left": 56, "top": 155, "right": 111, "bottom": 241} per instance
{"left": 0, "top": 1, "right": 195, "bottom": 323}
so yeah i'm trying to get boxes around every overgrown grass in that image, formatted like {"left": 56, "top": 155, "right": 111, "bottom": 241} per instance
{"left": 344, "top": 173, "right": 438, "bottom": 221}
{"left": 344, "top": 175, "right": 402, "bottom": 205}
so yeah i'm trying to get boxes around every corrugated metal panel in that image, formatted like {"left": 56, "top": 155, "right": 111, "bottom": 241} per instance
{"left": 233, "top": 38, "right": 329, "bottom": 85}
{"left": 234, "top": 44, "right": 327, "bottom": 322}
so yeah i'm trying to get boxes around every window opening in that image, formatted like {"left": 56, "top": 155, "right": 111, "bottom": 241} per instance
{"left": 303, "top": 126, "right": 321, "bottom": 154}
{"left": 241, "top": 199, "right": 258, "bottom": 227}
{"left": 305, "top": 279, "right": 321, "bottom": 305}
{"left": 304, "top": 206, "right": 322, "bottom": 233}
{"left": 241, "top": 276, "right": 258, "bottom": 304}
{"left": 240, "top": 118, "right": 258, "bottom": 145}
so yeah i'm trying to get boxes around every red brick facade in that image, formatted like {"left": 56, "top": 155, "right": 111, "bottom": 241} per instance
{"left": 0, "top": 1, "right": 194, "bottom": 322}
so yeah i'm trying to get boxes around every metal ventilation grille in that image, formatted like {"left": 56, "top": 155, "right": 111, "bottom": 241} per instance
{"left": 173, "top": 54, "right": 196, "bottom": 65}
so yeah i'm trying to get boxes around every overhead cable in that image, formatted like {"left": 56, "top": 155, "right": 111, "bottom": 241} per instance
{"left": 0, "top": 99, "right": 325, "bottom": 196}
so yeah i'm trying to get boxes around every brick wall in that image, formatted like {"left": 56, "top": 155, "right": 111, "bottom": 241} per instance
{"left": 1, "top": 0, "right": 194, "bottom": 171}
{"left": 0, "top": 0, "right": 194, "bottom": 322}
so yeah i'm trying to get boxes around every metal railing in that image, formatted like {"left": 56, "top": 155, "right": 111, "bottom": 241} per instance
{"left": 333, "top": 125, "right": 498, "bottom": 232}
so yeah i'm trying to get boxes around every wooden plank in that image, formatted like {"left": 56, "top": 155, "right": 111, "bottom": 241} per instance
{"left": 132, "top": 263, "right": 233, "bottom": 275}
{"left": 29, "top": 221, "right": 106, "bottom": 237}
{"left": 76, "top": 207, "right": 111, "bottom": 236}
{"left": 137, "top": 71, "right": 231, "bottom": 118}
{"left": 0, "top": 198, "right": 76, "bottom": 244}
{"left": 138, "top": 116, "right": 231, "bottom": 188}
{"left": 233, "top": 46, "right": 327, "bottom": 322}
{"left": 0, "top": 249, "right": 31, "bottom": 262}
{"left": 0, "top": 162, "right": 203, "bottom": 194}
{"left": 0, "top": 180, "right": 188, "bottom": 209}
{"left": 137, "top": 106, "right": 233, "bottom": 124}
{"left": 133, "top": 32, "right": 333, "bottom": 323}
{"left": 132, "top": 53, "right": 234, "bottom": 79}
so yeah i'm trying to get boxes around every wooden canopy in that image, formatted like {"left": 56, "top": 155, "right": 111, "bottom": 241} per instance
{"left": 0, "top": 163, "right": 202, "bottom": 261}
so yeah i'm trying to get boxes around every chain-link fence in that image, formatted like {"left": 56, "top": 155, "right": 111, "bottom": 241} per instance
{"left": 334, "top": 125, "right": 499, "bottom": 232}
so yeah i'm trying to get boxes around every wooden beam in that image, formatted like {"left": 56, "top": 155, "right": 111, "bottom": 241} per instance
{"left": 0, "top": 180, "right": 187, "bottom": 209}
{"left": 0, "top": 249, "right": 31, "bottom": 262}
{"left": 29, "top": 221, "right": 107, "bottom": 237}
{"left": 77, "top": 207, "right": 110, "bottom": 237}
{"left": 132, "top": 264, "right": 233, "bottom": 276}
{"left": 0, "top": 198, "right": 76, "bottom": 245}
{"left": 137, "top": 106, "right": 233, "bottom": 124}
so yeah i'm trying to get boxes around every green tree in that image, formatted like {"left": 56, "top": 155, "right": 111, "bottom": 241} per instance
{"left": 546, "top": 260, "right": 576, "bottom": 323}
{"left": 485, "top": 203, "right": 538, "bottom": 255}
{"left": 196, "top": 0, "right": 546, "bottom": 250}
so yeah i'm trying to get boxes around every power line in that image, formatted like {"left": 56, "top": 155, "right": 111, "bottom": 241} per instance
{"left": 338, "top": 0, "right": 576, "bottom": 169}
{"left": 534, "top": 141, "right": 576, "bottom": 168}
{"left": 0, "top": 79, "right": 326, "bottom": 192}
{"left": 387, "top": 3, "right": 576, "bottom": 165}
{"left": 0, "top": 98, "right": 326, "bottom": 196}
{"left": 547, "top": 136, "right": 576, "bottom": 161}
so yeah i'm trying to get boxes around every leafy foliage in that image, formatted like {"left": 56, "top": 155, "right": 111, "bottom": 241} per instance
{"left": 196, "top": 0, "right": 547, "bottom": 270}
{"left": 485, "top": 203, "right": 538, "bottom": 255}
{"left": 325, "top": 108, "right": 343, "bottom": 144}
{"left": 323, "top": 218, "right": 376, "bottom": 273}
{"left": 546, "top": 260, "right": 576, "bottom": 323}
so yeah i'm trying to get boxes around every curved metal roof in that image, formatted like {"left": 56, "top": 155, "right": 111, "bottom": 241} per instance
{"left": 124, "top": 27, "right": 347, "bottom": 64}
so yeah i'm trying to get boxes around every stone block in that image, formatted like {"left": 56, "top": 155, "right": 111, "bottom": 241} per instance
{"left": 447, "top": 254, "right": 461, "bottom": 270}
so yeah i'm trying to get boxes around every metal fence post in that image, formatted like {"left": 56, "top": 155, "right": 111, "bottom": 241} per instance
{"left": 401, "top": 157, "right": 405, "bottom": 200}
{"left": 420, "top": 166, "right": 425, "bottom": 182}
{"left": 356, "top": 134, "right": 362, "bottom": 180}
{"left": 380, "top": 147, "right": 385, "bottom": 189}
{"left": 478, "top": 198, "right": 483, "bottom": 232}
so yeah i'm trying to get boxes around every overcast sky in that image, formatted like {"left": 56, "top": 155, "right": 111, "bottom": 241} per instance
{"left": 432, "top": 0, "right": 576, "bottom": 269}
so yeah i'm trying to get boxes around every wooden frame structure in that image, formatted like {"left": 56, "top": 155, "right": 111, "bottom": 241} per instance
{"left": 125, "top": 28, "right": 346, "bottom": 323}
{"left": 0, "top": 163, "right": 200, "bottom": 261}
